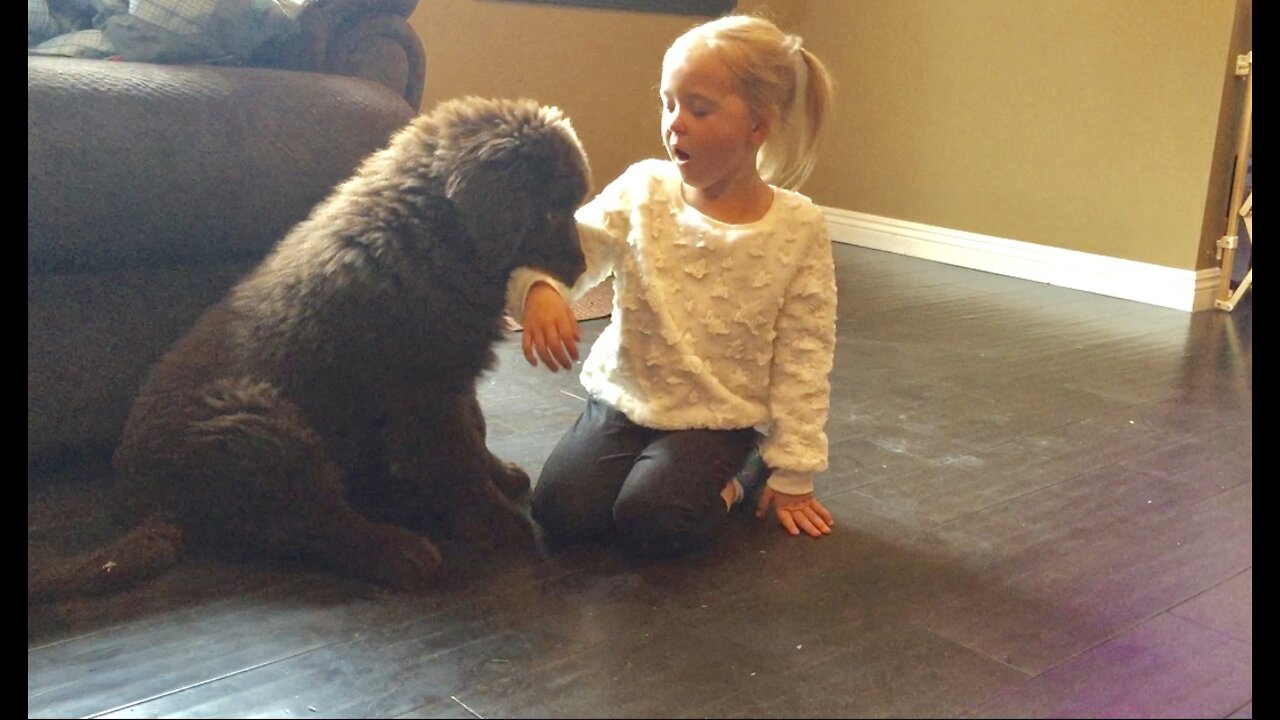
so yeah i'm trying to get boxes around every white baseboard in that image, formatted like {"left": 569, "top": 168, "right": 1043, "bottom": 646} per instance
{"left": 821, "top": 207, "right": 1221, "bottom": 312}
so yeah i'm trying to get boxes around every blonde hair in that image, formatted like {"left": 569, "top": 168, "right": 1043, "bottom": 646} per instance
{"left": 667, "top": 14, "right": 834, "bottom": 190}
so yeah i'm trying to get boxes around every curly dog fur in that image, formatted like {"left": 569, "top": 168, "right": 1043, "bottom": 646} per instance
{"left": 31, "top": 97, "right": 591, "bottom": 599}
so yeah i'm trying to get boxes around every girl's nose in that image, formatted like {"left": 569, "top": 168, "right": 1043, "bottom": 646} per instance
{"left": 666, "top": 111, "right": 686, "bottom": 135}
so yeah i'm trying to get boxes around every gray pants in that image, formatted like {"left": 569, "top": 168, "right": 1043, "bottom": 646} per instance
{"left": 531, "top": 397, "right": 758, "bottom": 558}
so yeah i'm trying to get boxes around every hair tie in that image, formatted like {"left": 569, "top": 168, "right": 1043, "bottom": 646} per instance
{"left": 792, "top": 46, "right": 810, "bottom": 106}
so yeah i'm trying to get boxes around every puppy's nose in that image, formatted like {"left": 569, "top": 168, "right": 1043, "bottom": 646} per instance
{"left": 557, "top": 253, "right": 587, "bottom": 286}
{"left": 569, "top": 252, "right": 586, "bottom": 283}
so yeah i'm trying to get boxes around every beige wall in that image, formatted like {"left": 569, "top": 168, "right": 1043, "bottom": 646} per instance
{"left": 409, "top": 0, "right": 1250, "bottom": 271}
{"left": 796, "top": 0, "right": 1246, "bottom": 270}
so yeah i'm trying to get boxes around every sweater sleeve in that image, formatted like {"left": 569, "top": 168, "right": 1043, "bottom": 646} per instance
{"left": 504, "top": 163, "right": 635, "bottom": 317}
{"left": 759, "top": 219, "right": 838, "bottom": 496}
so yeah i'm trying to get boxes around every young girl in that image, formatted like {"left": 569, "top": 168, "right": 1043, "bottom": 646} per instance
{"left": 509, "top": 14, "right": 837, "bottom": 558}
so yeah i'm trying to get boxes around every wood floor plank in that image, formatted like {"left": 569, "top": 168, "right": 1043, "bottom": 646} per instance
{"left": 1169, "top": 568, "right": 1252, "bottom": 645}
{"left": 966, "top": 612, "right": 1252, "bottom": 719}
{"left": 898, "top": 480, "right": 1252, "bottom": 675}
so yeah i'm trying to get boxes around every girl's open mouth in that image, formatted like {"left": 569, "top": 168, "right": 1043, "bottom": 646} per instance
{"left": 672, "top": 148, "right": 690, "bottom": 162}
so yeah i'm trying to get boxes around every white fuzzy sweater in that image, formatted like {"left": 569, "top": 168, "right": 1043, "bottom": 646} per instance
{"left": 508, "top": 159, "right": 837, "bottom": 495}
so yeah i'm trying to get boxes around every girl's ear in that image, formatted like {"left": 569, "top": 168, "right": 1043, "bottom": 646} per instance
{"left": 749, "top": 116, "right": 771, "bottom": 145}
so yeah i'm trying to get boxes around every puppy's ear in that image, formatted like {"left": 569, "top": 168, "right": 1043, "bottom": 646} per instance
{"left": 444, "top": 154, "right": 533, "bottom": 269}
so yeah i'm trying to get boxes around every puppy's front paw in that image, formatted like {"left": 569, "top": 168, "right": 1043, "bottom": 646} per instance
{"left": 492, "top": 462, "right": 531, "bottom": 499}
{"left": 357, "top": 526, "right": 445, "bottom": 593}
{"left": 451, "top": 504, "right": 537, "bottom": 550}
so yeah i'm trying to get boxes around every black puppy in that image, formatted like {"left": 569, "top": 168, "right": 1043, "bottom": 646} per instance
{"left": 30, "top": 97, "right": 591, "bottom": 601}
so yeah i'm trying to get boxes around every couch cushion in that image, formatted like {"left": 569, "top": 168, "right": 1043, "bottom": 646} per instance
{"left": 28, "top": 56, "right": 416, "bottom": 275}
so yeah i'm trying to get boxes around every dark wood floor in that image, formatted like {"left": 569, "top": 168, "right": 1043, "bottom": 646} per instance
{"left": 28, "top": 243, "right": 1252, "bottom": 719}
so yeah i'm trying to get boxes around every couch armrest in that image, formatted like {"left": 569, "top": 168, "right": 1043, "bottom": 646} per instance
{"left": 258, "top": 0, "right": 424, "bottom": 108}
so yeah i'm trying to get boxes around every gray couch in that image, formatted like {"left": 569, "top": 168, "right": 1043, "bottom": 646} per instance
{"left": 28, "top": 0, "right": 426, "bottom": 474}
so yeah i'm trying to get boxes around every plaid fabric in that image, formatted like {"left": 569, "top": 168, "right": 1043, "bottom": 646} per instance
{"left": 129, "top": 0, "right": 220, "bottom": 35}
{"left": 29, "top": 0, "right": 127, "bottom": 47}
{"left": 31, "top": 28, "right": 116, "bottom": 57}
{"left": 28, "top": 0, "right": 49, "bottom": 39}
{"left": 28, "top": 0, "right": 309, "bottom": 61}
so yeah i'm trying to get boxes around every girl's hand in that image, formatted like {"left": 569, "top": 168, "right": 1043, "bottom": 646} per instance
{"left": 755, "top": 488, "right": 834, "bottom": 538}
{"left": 521, "top": 281, "right": 580, "bottom": 372}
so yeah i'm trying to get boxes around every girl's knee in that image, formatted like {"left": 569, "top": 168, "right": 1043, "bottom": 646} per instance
{"left": 613, "top": 495, "right": 711, "bottom": 559}
{"left": 531, "top": 481, "right": 610, "bottom": 542}
{"left": 530, "top": 483, "right": 573, "bottom": 532}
